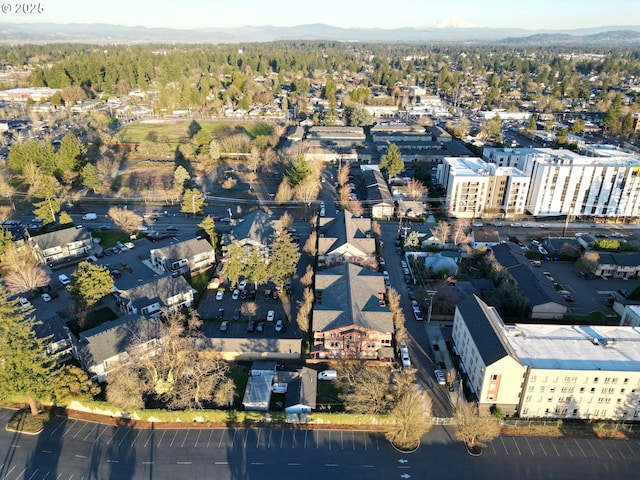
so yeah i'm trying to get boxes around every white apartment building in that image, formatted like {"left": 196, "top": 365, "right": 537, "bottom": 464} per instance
{"left": 483, "top": 147, "right": 640, "bottom": 219}
{"left": 438, "top": 157, "right": 529, "bottom": 219}
{"left": 453, "top": 295, "right": 640, "bottom": 420}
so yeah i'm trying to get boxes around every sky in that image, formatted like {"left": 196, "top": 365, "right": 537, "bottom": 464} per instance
{"left": 4, "top": 0, "right": 640, "bottom": 31}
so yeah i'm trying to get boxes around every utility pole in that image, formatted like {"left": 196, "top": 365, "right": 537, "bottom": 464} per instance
{"left": 425, "top": 289, "right": 437, "bottom": 324}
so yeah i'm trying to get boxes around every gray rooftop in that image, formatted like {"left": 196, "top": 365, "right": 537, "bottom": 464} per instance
{"left": 77, "top": 314, "right": 160, "bottom": 368}
{"left": 284, "top": 367, "right": 317, "bottom": 410}
{"left": 317, "top": 211, "right": 376, "bottom": 258}
{"left": 150, "top": 237, "right": 214, "bottom": 263}
{"left": 118, "top": 274, "right": 193, "bottom": 310}
{"left": 32, "top": 226, "right": 92, "bottom": 250}
{"left": 224, "top": 209, "right": 280, "bottom": 247}
{"left": 313, "top": 263, "right": 393, "bottom": 334}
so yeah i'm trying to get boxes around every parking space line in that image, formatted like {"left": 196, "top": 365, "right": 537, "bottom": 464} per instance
{"left": 46, "top": 417, "right": 67, "bottom": 436}
{"left": 118, "top": 428, "right": 132, "bottom": 447}
{"left": 538, "top": 440, "right": 547, "bottom": 456}
{"left": 230, "top": 429, "right": 236, "bottom": 447}
{"left": 143, "top": 431, "right": 153, "bottom": 448}
{"left": 280, "top": 429, "right": 285, "bottom": 448}
{"left": 352, "top": 431, "right": 355, "bottom": 450}
{"left": 362, "top": 432, "right": 367, "bottom": 451}
{"left": 340, "top": 431, "right": 343, "bottom": 450}
{"left": 304, "top": 430, "right": 308, "bottom": 448}
{"left": 500, "top": 437, "right": 509, "bottom": 455}
{"left": 71, "top": 422, "right": 88, "bottom": 439}
{"left": 181, "top": 430, "right": 190, "bottom": 448}
{"left": 105, "top": 427, "right": 121, "bottom": 445}
{"left": 489, "top": 441, "right": 497, "bottom": 455}
{"left": 524, "top": 437, "right": 535, "bottom": 456}
{"left": 624, "top": 440, "right": 638, "bottom": 458}
{"left": 217, "top": 430, "right": 227, "bottom": 448}
{"left": 26, "top": 468, "right": 38, "bottom": 480}
{"left": 329, "top": 431, "right": 332, "bottom": 450}
{"left": 81, "top": 423, "right": 98, "bottom": 441}
{"left": 585, "top": 439, "right": 599, "bottom": 458}
{"left": 267, "top": 430, "right": 273, "bottom": 448}
{"left": 169, "top": 430, "right": 179, "bottom": 447}
{"left": 243, "top": 429, "right": 249, "bottom": 449}
{"left": 292, "top": 429, "right": 297, "bottom": 448}
{"left": 511, "top": 437, "right": 522, "bottom": 456}
{"left": 597, "top": 439, "right": 613, "bottom": 459}
{"left": 255, "top": 429, "right": 261, "bottom": 448}
{"left": 93, "top": 425, "right": 109, "bottom": 444}
{"left": 574, "top": 439, "right": 588, "bottom": 457}
{"left": 194, "top": 429, "right": 201, "bottom": 448}
{"left": 130, "top": 430, "right": 142, "bottom": 447}
{"left": 0, "top": 410, "right": 10, "bottom": 421}
{"left": 156, "top": 430, "right": 167, "bottom": 448}
{"left": 206, "top": 429, "right": 213, "bottom": 448}
{"left": 316, "top": 430, "right": 319, "bottom": 449}
{"left": 60, "top": 420, "right": 78, "bottom": 438}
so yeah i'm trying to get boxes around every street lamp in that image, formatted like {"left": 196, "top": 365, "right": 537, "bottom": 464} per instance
{"left": 425, "top": 289, "right": 437, "bottom": 324}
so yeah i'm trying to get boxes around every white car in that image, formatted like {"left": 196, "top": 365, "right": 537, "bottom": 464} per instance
{"left": 215, "top": 288, "right": 225, "bottom": 300}
{"left": 266, "top": 310, "right": 275, "bottom": 322}
{"left": 19, "top": 297, "right": 32, "bottom": 309}
{"left": 40, "top": 293, "right": 52, "bottom": 302}
{"left": 231, "top": 289, "right": 240, "bottom": 300}
{"left": 58, "top": 274, "right": 70, "bottom": 286}
{"left": 124, "top": 242, "right": 135, "bottom": 249}
{"left": 275, "top": 319, "right": 284, "bottom": 332}
{"left": 399, "top": 341, "right": 411, "bottom": 368}
{"left": 238, "top": 279, "right": 247, "bottom": 290}
{"left": 434, "top": 369, "right": 446, "bottom": 385}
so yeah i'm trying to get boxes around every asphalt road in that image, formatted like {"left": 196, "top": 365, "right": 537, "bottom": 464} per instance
{"left": 1, "top": 409, "right": 639, "bottom": 480}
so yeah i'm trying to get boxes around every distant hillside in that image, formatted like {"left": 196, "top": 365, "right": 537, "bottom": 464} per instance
{"left": 499, "top": 29, "right": 640, "bottom": 46}
{"left": 0, "top": 22, "right": 639, "bottom": 45}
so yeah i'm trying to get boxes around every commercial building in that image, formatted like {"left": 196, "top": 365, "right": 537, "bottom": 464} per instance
{"left": 453, "top": 295, "right": 640, "bottom": 420}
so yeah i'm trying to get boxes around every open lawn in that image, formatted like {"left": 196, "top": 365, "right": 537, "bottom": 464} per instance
{"left": 119, "top": 120, "right": 273, "bottom": 145}
{"left": 92, "top": 231, "right": 130, "bottom": 248}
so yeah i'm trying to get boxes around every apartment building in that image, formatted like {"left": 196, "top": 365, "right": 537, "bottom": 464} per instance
{"left": 438, "top": 157, "right": 529, "bottom": 219}
{"left": 483, "top": 147, "right": 640, "bottom": 219}
{"left": 453, "top": 295, "right": 640, "bottom": 420}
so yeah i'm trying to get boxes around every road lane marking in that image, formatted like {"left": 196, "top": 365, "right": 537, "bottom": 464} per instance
{"left": 304, "top": 429, "right": 308, "bottom": 448}
{"left": 47, "top": 418, "right": 67, "bottom": 436}
{"left": 106, "top": 460, "right": 119, "bottom": 464}
{"left": 288, "top": 463, "right": 301, "bottom": 466}
{"left": 250, "top": 462, "right": 264, "bottom": 465}
{"left": 177, "top": 462, "right": 192, "bottom": 465}
{"left": 361, "top": 465, "right": 374, "bottom": 468}
{"left": 74, "top": 454, "right": 86, "bottom": 459}
{"left": 142, "top": 462, "right": 154, "bottom": 465}
{"left": 214, "top": 462, "right": 228, "bottom": 465}
{"left": 324, "top": 464, "right": 339, "bottom": 467}
{"left": 340, "top": 431, "right": 343, "bottom": 450}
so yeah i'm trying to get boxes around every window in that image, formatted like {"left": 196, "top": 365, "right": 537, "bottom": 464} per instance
{"left": 604, "top": 377, "right": 611, "bottom": 384}
{"left": 590, "top": 388, "right": 596, "bottom": 393}
{"left": 594, "top": 377, "right": 599, "bottom": 384}
{"left": 579, "top": 387, "right": 585, "bottom": 394}
{"left": 491, "top": 374, "right": 498, "bottom": 381}
{"left": 528, "top": 386, "right": 534, "bottom": 393}
{"left": 525, "top": 395, "right": 532, "bottom": 402}
{"left": 539, "top": 386, "right": 545, "bottom": 393}
{"left": 624, "top": 378, "right": 629, "bottom": 384}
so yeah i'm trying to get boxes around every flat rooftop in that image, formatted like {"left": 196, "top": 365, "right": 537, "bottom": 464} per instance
{"left": 504, "top": 324, "right": 640, "bottom": 371}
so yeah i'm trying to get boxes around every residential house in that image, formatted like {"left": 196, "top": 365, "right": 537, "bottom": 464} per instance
{"left": 116, "top": 274, "right": 195, "bottom": 317}
{"left": 541, "top": 237, "right": 582, "bottom": 258}
{"left": 362, "top": 165, "right": 394, "bottom": 219}
{"left": 150, "top": 237, "right": 215, "bottom": 276}
{"left": 312, "top": 263, "right": 393, "bottom": 359}
{"left": 33, "top": 313, "right": 74, "bottom": 365}
{"left": 491, "top": 243, "right": 569, "bottom": 320}
{"left": 242, "top": 361, "right": 277, "bottom": 412}
{"left": 594, "top": 252, "right": 640, "bottom": 278}
{"left": 395, "top": 199, "right": 425, "bottom": 218}
{"left": 454, "top": 295, "right": 640, "bottom": 421}
{"left": 317, "top": 211, "right": 376, "bottom": 267}
{"left": 222, "top": 209, "right": 281, "bottom": 261}
{"left": 470, "top": 229, "right": 501, "bottom": 249}
{"left": 31, "top": 227, "right": 93, "bottom": 265}
{"left": 75, "top": 315, "right": 161, "bottom": 381}
{"left": 282, "top": 367, "right": 317, "bottom": 414}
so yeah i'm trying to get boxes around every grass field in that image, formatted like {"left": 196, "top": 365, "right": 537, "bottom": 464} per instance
{"left": 119, "top": 120, "right": 273, "bottom": 145}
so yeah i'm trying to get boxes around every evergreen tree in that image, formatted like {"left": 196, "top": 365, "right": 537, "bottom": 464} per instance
{"left": 198, "top": 215, "right": 218, "bottom": 249}
{"left": 81, "top": 163, "right": 100, "bottom": 192}
{"left": 285, "top": 155, "right": 312, "bottom": 188}
{"left": 181, "top": 188, "right": 205, "bottom": 217}
{"left": 267, "top": 230, "right": 300, "bottom": 288}
{"left": 0, "top": 285, "right": 56, "bottom": 415}
{"left": 69, "top": 262, "right": 114, "bottom": 308}
{"left": 379, "top": 144, "right": 404, "bottom": 178}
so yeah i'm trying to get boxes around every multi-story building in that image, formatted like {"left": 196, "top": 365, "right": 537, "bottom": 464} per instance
{"left": 483, "top": 147, "right": 640, "bottom": 219}
{"left": 438, "top": 157, "right": 529, "bottom": 219}
{"left": 453, "top": 295, "right": 640, "bottom": 420}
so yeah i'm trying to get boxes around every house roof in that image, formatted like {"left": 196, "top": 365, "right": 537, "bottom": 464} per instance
{"left": 362, "top": 166, "right": 393, "bottom": 205}
{"left": 223, "top": 210, "right": 281, "bottom": 248}
{"left": 313, "top": 263, "right": 393, "bottom": 334}
{"left": 284, "top": 367, "right": 317, "bottom": 410}
{"left": 472, "top": 230, "right": 501, "bottom": 243}
{"left": 608, "top": 252, "right": 640, "bottom": 267}
{"left": 318, "top": 210, "right": 376, "bottom": 258}
{"left": 76, "top": 314, "right": 160, "bottom": 368}
{"left": 118, "top": 274, "right": 193, "bottom": 310}
{"left": 456, "top": 295, "right": 519, "bottom": 367}
{"left": 32, "top": 313, "right": 69, "bottom": 345}
{"left": 32, "top": 226, "right": 92, "bottom": 251}
{"left": 150, "top": 237, "right": 214, "bottom": 263}
{"left": 491, "top": 243, "right": 567, "bottom": 309}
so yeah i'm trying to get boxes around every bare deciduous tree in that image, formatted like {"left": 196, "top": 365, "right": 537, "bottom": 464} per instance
{"left": 452, "top": 219, "right": 471, "bottom": 246}
{"left": 371, "top": 221, "right": 382, "bottom": 238}
{"left": 108, "top": 207, "right": 143, "bottom": 233}
{"left": 333, "top": 360, "right": 393, "bottom": 415}
{"left": 405, "top": 178, "right": 427, "bottom": 201}
{"left": 241, "top": 302, "right": 257, "bottom": 321}
{"left": 337, "top": 164, "right": 350, "bottom": 187}
{"left": 454, "top": 400, "right": 501, "bottom": 449}
{"left": 279, "top": 211, "right": 293, "bottom": 229}
{"left": 293, "top": 177, "right": 320, "bottom": 204}
{"left": 346, "top": 200, "right": 363, "bottom": 217}
{"left": 296, "top": 287, "right": 314, "bottom": 334}
{"left": 338, "top": 185, "right": 351, "bottom": 207}
{"left": 300, "top": 264, "right": 314, "bottom": 287}
{"left": 275, "top": 178, "right": 293, "bottom": 202}
{"left": 4, "top": 265, "right": 50, "bottom": 295}
{"left": 385, "top": 371, "right": 432, "bottom": 450}
{"left": 433, "top": 220, "right": 451, "bottom": 245}
{"left": 303, "top": 231, "right": 317, "bottom": 256}
{"left": 577, "top": 251, "right": 600, "bottom": 274}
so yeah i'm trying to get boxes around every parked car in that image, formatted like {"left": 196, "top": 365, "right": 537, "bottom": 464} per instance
{"left": 216, "top": 308, "right": 225, "bottom": 320}
{"left": 219, "top": 321, "right": 229, "bottom": 332}
{"left": 399, "top": 341, "right": 411, "bottom": 368}
{"left": 110, "top": 269, "right": 122, "bottom": 278}
{"left": 318, "top": 370, "right": 337, "bottom": 381}
{"left": 247, "top": 320, "right": 255, "bottom": 332}
{"left": 215, "top": 288, "right": 225, "bottom": 300}
{"left": 165, "top": 226, "right": 178, "bottom": 231}
{"left": 434, "top": 369, "right": 446, "bottom": 385}
{"left": 233, "top": 308, "right": 241, "bottom": 321}
{"left": 58, "top": 274, "right": 70, "bottom": 286}
{"left": 19, "top": 297, "right": 32, "bottom": 309}
{"left": 275, "top": 319, "right": 284, "bottom": 332}
{"left": 98, "top": 225, "right": 113, "bottom": 231}
{"left": 124, "top": 242, "right": 135, "bottom": 249}
{"left": 40, "top": 293, "right": 52, "bottom": 302}
{"left": 238, "top": 279, "right": 247, "bottom": 290}
{"left": 266, "top": 310, "right": 275, "bottom": 322}
{"left": 247, "top": 290, "right": 256, "bottom": 301}
{"left": 256, "top": 322, "right": 265, "bottom": 333}
{"left": 231, "top": 289, "right": 240, "bottom": 300}
{"left": 400, "top": 260, "right": 408, "bottom": 269}
{"left": 271, "top": 290, "right": 279, "bottom": 300}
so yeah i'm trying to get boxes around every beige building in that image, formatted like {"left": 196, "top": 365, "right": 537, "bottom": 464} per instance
{"left": 454, "top": 295, "right": 640, "bottom": 420}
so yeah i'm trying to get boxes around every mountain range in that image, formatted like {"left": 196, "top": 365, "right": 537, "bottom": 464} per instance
{"left": 0, "top": 22, "right": 639, "bottom": 45}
